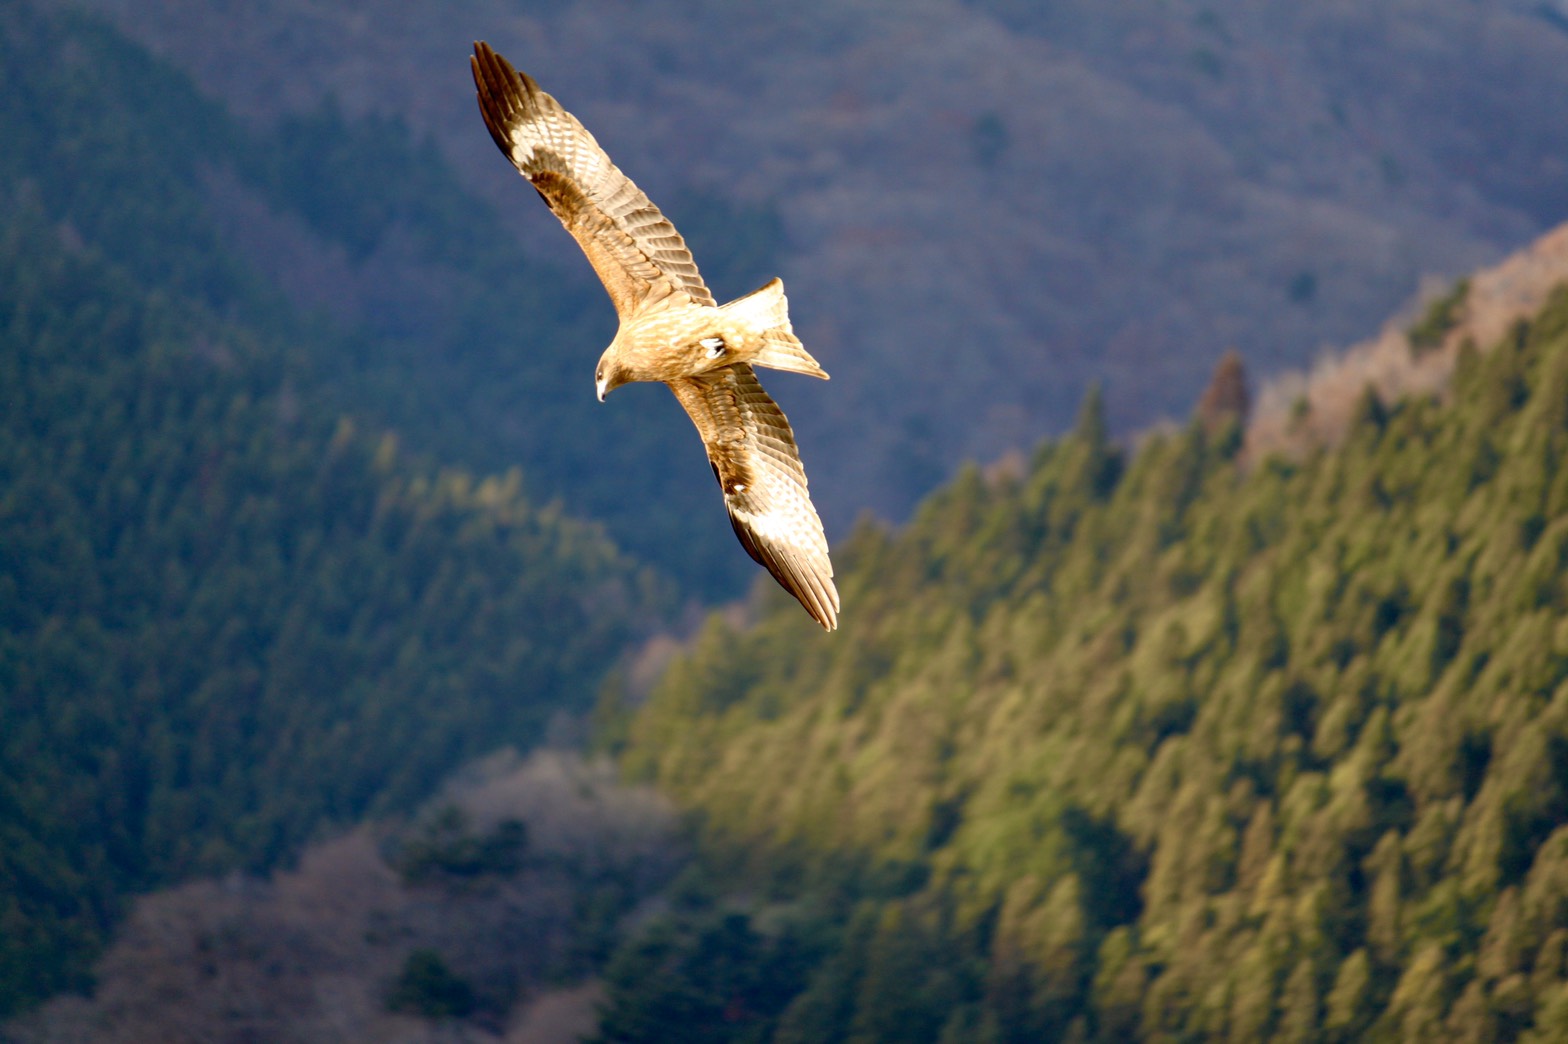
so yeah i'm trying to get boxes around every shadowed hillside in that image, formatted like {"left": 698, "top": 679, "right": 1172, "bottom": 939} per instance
{"left": 1, "top": 0, "right": 763, "bottom": 597}
{"left": 53, "top": 0, "right": 1568, "bottom": 529}
{"left": 0, "top": 4, "right": 669, "bottom": 1013}
{"left": 3, "top": 752, "right": 681, "bottom": 1043}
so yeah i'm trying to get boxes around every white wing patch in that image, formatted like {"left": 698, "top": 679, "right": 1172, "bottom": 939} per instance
{"left": 666, "top": 367, "right": 838, "bottom": 630}
{"left": 472, "top": 42, "right": 715, "bottom": 315}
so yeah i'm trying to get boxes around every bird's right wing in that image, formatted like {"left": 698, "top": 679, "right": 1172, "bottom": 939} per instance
{"left": 667, "top": 366, "right": 838, "bottom": 630}
{"left": 472, "top": 41, "right": 714, "bottom": 316}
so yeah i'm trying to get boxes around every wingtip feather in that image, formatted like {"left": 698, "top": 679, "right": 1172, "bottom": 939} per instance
{"left": 726, "top": 513, "right": 837, "bottom": 630}
{"left": 472, "top": 40, "right": 550, "bottom": 158}
{"left": 768, "top": 546, "right": 839, "bottom": 631}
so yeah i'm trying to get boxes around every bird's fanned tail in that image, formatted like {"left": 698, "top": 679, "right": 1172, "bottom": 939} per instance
{"left": 721, "top": 278, "right": 830, "bottom": 379}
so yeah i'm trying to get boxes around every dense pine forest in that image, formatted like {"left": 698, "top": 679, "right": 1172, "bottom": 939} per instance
{"left": 0, "top": 4, "right": 667, "bottom": 1013}
{"left": 604, "top": 285, "right": 1568, "bottom": 1041}
{"left": 2, "top": 0, "right": 779, "bottom": 597}
{"left": 9, "top": 1, "right": 1568, "bottom": 1039}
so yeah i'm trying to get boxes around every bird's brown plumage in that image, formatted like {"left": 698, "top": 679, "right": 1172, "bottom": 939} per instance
{"left": 471, "top": 41, "right": 839, "bottom": 629}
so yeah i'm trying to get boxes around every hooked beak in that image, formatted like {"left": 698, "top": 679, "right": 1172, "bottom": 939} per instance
{"left": 595, "top": 358, "right": 614, "bottom": 402}
{"left": 596, "top": 362, "right": 623, "bottom": 402}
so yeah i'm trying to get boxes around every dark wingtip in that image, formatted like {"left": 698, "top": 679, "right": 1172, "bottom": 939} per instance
{"left": 471, "top": 41, "right": 520, "bottom": 157}
{"left": 471, "top": 41, "right": 553, "bottom": 161}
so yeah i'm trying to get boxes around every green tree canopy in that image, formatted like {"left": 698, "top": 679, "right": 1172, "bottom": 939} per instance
{"left": 612, "top": 284, "right": 1568, "bottom": 1040}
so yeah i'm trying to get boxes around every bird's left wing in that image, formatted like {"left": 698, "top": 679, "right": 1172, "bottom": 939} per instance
{"left": 667, "top": 366, "right": 838, "bottom": 630}
{"left": 472, "top": 41, "right": 714, "bottom": 316}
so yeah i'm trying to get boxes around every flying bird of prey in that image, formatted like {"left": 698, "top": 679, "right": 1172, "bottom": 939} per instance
{"left": 471, "top": 41, "right": 839, "bottom": 630}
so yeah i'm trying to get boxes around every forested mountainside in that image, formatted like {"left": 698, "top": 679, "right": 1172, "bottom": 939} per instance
{"left": 2, "top": 0, "right": 769, "bottom": 595}
{"left": 56, "top": 0, "right": 1568, "bottom": 527}
{"left": 0, "top": 6, "right": 666, "bottom": 1014}
{"left": 11, "top": 0, "right": 1568, "bottom": 1037}
{"left": 3, "top": 752, "right": 682, "bottom": 1043}
{"left": 604, "top": 283, "right": 1568, "bottom": 1041}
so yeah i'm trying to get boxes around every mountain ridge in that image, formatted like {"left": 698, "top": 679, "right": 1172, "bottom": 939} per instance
{"left": 50, "top": 0, "right": 1568, "bottom": 529}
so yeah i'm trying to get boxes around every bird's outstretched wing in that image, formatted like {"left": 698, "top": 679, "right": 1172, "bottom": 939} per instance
{"left": 472, "top": 41, "right": 714, "bottom": 316}
{"left": 667, "top": 366, "right": 838, "bottom": 630}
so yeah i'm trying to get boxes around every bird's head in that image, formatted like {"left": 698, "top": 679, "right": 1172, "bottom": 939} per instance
{"left": 595, "top": 348, "right": 627, "bottom": 403}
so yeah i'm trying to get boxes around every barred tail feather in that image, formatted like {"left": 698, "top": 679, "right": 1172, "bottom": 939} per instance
{"left": 724, "top": 278, "right": 830, "bottom": 379}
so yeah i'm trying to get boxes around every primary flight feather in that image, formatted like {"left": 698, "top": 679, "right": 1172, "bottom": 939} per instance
{"left": 471, "top": 41, "right": 839, "bottom": 630}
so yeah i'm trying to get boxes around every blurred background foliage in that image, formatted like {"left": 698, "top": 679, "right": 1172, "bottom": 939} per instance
{"left": 6, "top": 0, "right": 1568, "bottom": 1038}
{"left": 0, "top": 3, "right": 669, "bottom": 1011}
{"left": 609, "top": 287, "right": 1568, "bottom": 1041}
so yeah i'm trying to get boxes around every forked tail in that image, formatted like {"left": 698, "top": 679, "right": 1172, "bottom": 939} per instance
{"left": 723, "top": 278, "right": 830, "bottom": 379}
